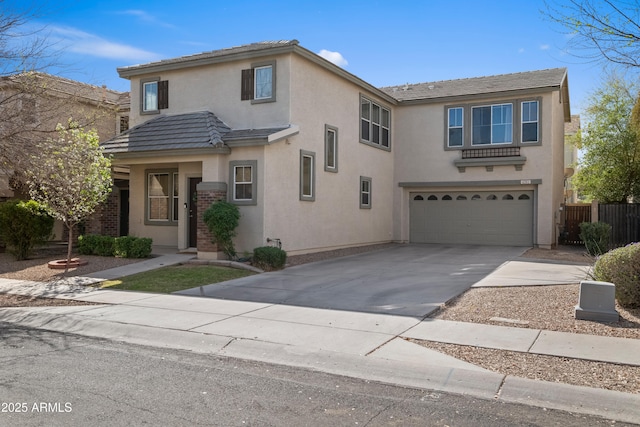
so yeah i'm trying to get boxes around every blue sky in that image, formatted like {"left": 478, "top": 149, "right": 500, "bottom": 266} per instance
{"left": 11, "top": 0, "right": 618, "bottom": 115}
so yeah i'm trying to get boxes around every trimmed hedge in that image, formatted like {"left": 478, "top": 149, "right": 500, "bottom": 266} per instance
{"left": 252, "top": 246, "right": 287, "bottom": 271}
{"left": 78, "top": 234, "right": 152, "bottom": 258}
{"left": 593, "top": 243, "right": 640, "bottom": 309}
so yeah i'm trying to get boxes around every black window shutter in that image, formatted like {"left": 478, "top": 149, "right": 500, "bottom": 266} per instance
{"left": 241, "top": 69, "right": 254, "bottom": 100}
{"left": 158, "top": 80, "right": 169, "bottom": 109}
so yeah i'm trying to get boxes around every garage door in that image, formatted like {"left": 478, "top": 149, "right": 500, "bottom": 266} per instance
{"left": 410, "top": 191, "right": 533, "bottom": 246}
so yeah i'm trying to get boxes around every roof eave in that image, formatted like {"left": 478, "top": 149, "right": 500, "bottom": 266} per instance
{"left": 105, "top": 146, "right": 231, "bottom": 159}
{"left": 117, "top": 44, "right": 299, "bottom": 79}
{"left": 394, "top": 85, "right": 564, "bottom": 106}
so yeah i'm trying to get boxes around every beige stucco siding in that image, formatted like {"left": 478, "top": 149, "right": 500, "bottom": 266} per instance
{"left": 392, "top": 91, "right": 566, "bottom": 248}
{"left": 258, "top": 55, "right": 394, "bottom": 255}
{"left": 127, "top": 54, "right": 292, "bottom": 130}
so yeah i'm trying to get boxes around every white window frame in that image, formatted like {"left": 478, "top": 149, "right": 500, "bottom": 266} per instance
{"left": 360, "top": 176, "right": 372, "bottom": 209}
{"left": 521, "top": 100, "right": 539, "bottom": 143}
{"left": 360, "top": 95, "right": 391, "bottom": 150}
{"left": 142, "top": 80, "right": 158, "bottom": 113}
{"left": 229, "top": 160, "right": 258, "bottom": 206}
{"left": 471, "top": 103, "right": 513, "bottom": 146}
{"left": 448, "top": 107, "right": 464, "bottom": 147}
{"left": 254, "top": 65, "right": 273, "bottom": 100}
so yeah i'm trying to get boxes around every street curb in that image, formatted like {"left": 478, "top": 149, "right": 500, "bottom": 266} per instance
{"left": 1, "top": 307, "right": 639, "bottom": 424}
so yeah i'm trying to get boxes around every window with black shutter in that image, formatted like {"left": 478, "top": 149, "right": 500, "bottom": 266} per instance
{"left": 241, "top": 60, "right": 275, "bottom": 103}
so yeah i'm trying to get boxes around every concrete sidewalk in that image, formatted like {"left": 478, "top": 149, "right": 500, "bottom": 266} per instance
{"left": 0, "top": 253, "right": 638, "bottom": 423}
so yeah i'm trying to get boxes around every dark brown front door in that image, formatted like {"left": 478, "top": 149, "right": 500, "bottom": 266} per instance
{"left": 188, "top": 178, "right": 202, "bottom": 248}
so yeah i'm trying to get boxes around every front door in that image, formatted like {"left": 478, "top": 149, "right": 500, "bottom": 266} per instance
{"left": 119, "top": 189, "right": 129, "bottom": 236}
{"left": 188, "top": 178, "right": 202, "bottom": 248}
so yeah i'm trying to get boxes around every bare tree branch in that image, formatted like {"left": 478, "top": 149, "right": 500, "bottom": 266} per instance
{"left": 543, "top": 0, "right": 640, "bottom": 68}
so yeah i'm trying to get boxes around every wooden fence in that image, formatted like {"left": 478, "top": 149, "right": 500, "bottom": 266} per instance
{"left": 598, "top": 203, "right": 640, "bottom": 247}
{"left": 562, "top": 204, "right": 591, "bottom": 245}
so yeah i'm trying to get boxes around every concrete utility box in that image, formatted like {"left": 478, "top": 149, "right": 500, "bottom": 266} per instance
{"left": 575, "top": 280, "right": 619, "bottom": 323}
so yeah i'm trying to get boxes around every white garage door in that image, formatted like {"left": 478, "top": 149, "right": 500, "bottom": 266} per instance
{"left": 410, "top": 191, "right": 533, "bottom": 246}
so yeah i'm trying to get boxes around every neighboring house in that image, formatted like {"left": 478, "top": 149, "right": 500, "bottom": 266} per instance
{"left": 102, "top": 40, "right": 570, "bottom": 258}
{"left": 564, "top": 114, "right": 580, "bottom": 203}
{"left": 0, "top": 72, "right": 130, "bottom": 239}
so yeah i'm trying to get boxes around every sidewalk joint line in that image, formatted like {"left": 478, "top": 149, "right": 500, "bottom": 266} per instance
{"left": 527, "top": 329, "right": 542, "bottom": 353}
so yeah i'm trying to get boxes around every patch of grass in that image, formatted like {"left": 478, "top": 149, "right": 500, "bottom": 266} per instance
{"left": 100, "top": 264, "right": 255, "bottom": 293}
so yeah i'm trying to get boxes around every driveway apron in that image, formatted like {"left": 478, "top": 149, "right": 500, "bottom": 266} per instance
{"left": 176, "top": 244, "right": 527, "bottom": 317}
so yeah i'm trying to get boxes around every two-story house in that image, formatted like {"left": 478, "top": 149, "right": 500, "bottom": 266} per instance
{"left": 102, "top": 40, "right": 570, "bottom": 258}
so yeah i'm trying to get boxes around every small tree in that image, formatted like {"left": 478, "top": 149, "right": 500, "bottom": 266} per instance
{"left": 26, "top": 121, "right": 112, "bottom": 272}
{"left": 203, "top": 201, "right": 240, "bottom": 259}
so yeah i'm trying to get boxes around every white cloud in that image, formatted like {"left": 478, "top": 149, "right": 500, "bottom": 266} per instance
{"left": 49, "top": 26, "right": 161, "bottom": 61}
{"left": 539, "top": 44, "right": 550, "bottom": 50}
{"left": 318, "top": 49, "right": 348, "bottom": 67}
{"left": 116, "top": 10, "right": 176, "bottom": 29}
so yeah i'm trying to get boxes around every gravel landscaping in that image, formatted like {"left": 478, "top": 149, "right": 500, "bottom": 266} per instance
{"left": 2, "top": 243, "right": 639, "bottom": 395}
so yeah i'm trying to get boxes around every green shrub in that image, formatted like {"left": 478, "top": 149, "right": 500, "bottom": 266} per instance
{"left": 203, "top": 201, "right": 240, "bottom": 259}
{"left": 579, "top": 221, "right": 611, "bottom": 256}
{"left": 0, "top": 200, "right": 54, "bottom": 260}
{"left": 114, "top": 236, "right": 136, "bottom": 257}
{"left": 593, "top": 243, "right": 640, "bottom": 309}
{"left": 252, "top": 246, "right": 287, "bottom": 271}
{"left": 77, "top": 234, "right": 114, "bottom": 256}
{"left": 80, "top": 235, "right": 152, "bottom": 258}
{"left": 77, "top": 234, "right": 99, "bottom": 255}
{"left": 129, "top": 237, "right": 152, "bottom": 258}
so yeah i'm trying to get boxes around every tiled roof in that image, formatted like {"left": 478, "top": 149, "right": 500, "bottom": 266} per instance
{"left": 118, "top": 40, "right": 299, "bottom": 75}
{"left": 102, "top": 111, "right": 289, "bottom": 154}
{"left": 381, "top": 68, "right": 568, "bottom": 102}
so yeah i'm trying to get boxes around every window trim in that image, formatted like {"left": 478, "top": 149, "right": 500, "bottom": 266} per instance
{"left": 324, "top": 125, "right": 338, "bottom": 172}
{"left": 360, "top": 176, "right": 372, "bottom": 209}
{"left": 443, "top": 97, "right": 543, "bottom": 149}
{"left": 228, "top": 160, "right": 258, "bottom": 206}
{"left": 300, "top": 150, "right": 315, "bottom": 202}
{"left": 360, "top": 94, "right": 391, "bottom": 151}
{"left": 141, "top": 78, "right": 160, "bottom": 114}
{"left": 242, "top": 60, "right": 276, "bottom": 104}
{"left": 471, "top": 103, "right": 513, "bottom": 146}
{"left": 145, "top": 169, "right": 178, "bottom": 226}
{"left": 521, "top": 100, "right": 539, "bottom": 144}
{"left": 447, "top": 107, "right": 464, "bottom": 147}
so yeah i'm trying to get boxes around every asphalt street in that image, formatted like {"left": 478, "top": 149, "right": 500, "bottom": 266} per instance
{"left": 0, "top": 323, "right": 630, "bottom": 427}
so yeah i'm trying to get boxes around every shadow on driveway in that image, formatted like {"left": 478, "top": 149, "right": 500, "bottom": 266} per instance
{"left": 175, "top": 244, "right": 528, "bottom": 318}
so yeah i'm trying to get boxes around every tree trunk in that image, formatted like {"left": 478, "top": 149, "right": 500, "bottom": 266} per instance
{"left": 65, "top": 223, "right": 73, "bottom": 275}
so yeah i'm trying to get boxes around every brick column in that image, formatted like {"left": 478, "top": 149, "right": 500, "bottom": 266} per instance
{"left": 196, "top": 182, "right": 227, "bottom": 258}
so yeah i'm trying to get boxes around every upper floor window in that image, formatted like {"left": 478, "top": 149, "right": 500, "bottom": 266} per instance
{"left": 324, "top": 125, "right": 338, "bottom": 172}
{"left": 445, "top": 97, "right": 542, "bottom": 150}
{"left": 141, "top": 78, "right": 168, "bottom": 114}
{"left": 241, "top": 60, "right": 276, "bottom": 103}
{"left": 521, "top": 101, "right": 539, "bottom": 143}
{"left": 360, "top": 95, "right": 390, "bottom": 150}
{"left": 472, "top": 103, "right": 512, "bottom": 145}
{"left": 229, "top": 160, "right": 258, "bottom": 205}
{"left": 448, "top": 107, "right": 463, "bottom": 147}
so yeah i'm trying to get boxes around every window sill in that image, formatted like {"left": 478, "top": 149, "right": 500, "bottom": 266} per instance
{"left": 453, "top": 156, "right": 527, "bottom": 172}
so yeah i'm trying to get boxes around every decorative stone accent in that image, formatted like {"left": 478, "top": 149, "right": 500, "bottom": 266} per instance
{"left": 575, "top": 280, "right": 619, "bottom": 323}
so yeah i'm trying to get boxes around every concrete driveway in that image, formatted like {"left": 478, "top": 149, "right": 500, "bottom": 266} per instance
{"left": 176, "top": 244, "right": 528, "bottom": 317}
